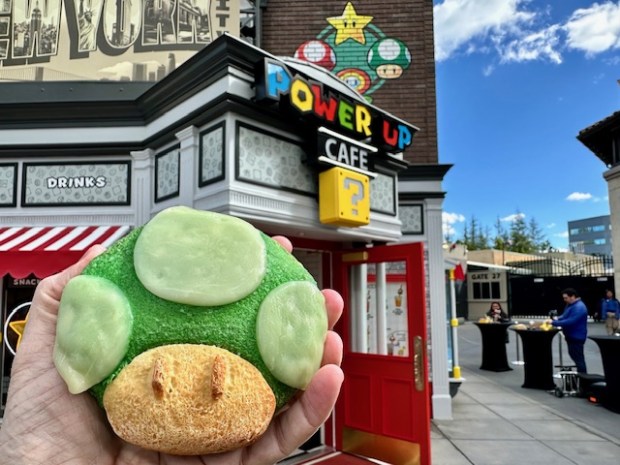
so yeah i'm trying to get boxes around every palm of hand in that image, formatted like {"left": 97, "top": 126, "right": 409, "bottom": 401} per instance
{"left": 5, "top": 277, "right": 256, "bottom": 465}
{"left": 10, "top": 319, "right": 338, "bottom": 465}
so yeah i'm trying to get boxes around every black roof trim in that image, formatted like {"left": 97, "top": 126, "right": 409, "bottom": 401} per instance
{"left": 0, "top": 141, "right": 144, "bottom": 158}
{"left": 399, "top": 191, "right": 447, "bottom": 201}
{"left": 399, "top": 163, "right": 453, "bottom": 181}
{"left": 374, "top": 155, "right": 410, "bottom": 173}
{"left": 577, "top": 110, "right": 620, "bottom": 166}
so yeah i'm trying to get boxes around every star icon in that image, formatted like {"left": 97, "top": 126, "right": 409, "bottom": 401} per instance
{"left": 327, "top": 2, "right": 373, "bottom": 45}
{"left": 9, "top": 315, "right": 28, "bottom": 351}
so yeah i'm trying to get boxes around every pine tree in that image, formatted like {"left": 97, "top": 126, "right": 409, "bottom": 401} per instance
{"left": 456, "top": 213, "right": 551, "bottom": 254}
{"left": 460, "top": 216, "right": 489, "bottom": 250}
{"left": 493, "top": 217, "right": 510, "bottom": 250}
{"left": 509, "top": 213, "right": 533, "bottom": 253}
{"left": 527, "top": 217, "right": 551, "bottom": 252}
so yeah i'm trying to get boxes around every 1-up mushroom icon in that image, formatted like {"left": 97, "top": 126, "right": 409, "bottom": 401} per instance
{"left": 368, "top": 38, "right": 411, "bottom": 79}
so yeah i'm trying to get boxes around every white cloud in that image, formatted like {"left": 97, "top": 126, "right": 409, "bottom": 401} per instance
{"left": 546, "top": 222, "right": 556, "bottom": 228}
{"left": 566, "top": 192, "right": 593, "bottom": 201}
{"left": 434, "top": 0, "right": 620, "bottom": 64}
{"left": 501, "top": 212, "right": 525, "bottom": 222}
{"left": 555, "top": 231, "right": 569, "bottom": 238}
{"left": 442, "top": 211, "right": 465, "bottom": 237}
{"left": 433, "top": 0, "right": 535, "bottom": 61}
{"left": 497, "top": 25, "right": 563, "bottom": 64}
{"left": 604, "top": 55, "right": 620, "bottom": 65}
{"left": 482, "top": 64, "right": 495, "bottom": 76}
{"left": 564, "top": 1, "right": 620, "bottom": 56}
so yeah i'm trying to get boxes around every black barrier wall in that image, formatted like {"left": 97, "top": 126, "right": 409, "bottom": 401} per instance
{"left": 509, "top": 275, "right": 615, "bottom": 319}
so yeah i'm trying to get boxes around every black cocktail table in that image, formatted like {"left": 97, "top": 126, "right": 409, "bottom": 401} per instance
{"left": 511, "top": 328, "right": 559, "bottom": 390}
{"left": 589, "top": 335, "right": 620, "bottom": 413}
{"left": 474, "top": 321, "right": 513, "bottom": 372}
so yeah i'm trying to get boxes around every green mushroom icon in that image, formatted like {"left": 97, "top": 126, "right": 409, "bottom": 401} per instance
{"left": 367, "top": 38, "right": 411, "bottom": 79}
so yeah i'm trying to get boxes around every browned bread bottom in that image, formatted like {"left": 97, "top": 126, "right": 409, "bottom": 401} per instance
{"left": 102, "top": 344, "right": 276, "bottom": 455}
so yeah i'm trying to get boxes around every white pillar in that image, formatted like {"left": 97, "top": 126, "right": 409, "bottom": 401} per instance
{"left": 130, "top": 148, "right": 154, "bottom": 226}
{"left": 426, "top": 197, "right": 452, "bottom": 419}
{"left": 376, "top": 262, "right": 388, "bottom": 355}
{"left": 354, "top": 264, "right": 368, "bottom": 353}
{"left": 604, "top": 165, "right": 620, "bottom": 286}
{"left": 176, "top": 126, "right": 199, "bottom": 207}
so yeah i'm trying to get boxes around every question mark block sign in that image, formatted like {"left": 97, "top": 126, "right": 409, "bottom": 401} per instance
{"left": 319, "top": 167, "right": 370, "bottom": 227}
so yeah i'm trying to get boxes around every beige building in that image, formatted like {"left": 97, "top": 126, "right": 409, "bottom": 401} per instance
{"left": 445, "top": 248, "right": 609, "bottom": 320}
{"left": 578, "top": 110, "right": 620, "bottom": 287}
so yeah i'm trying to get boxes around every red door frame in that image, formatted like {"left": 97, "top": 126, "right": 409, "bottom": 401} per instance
{"left": 333, "top": 242, "right": 431, "bottom": 465}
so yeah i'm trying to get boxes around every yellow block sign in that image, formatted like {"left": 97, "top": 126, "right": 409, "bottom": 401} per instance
{"left": 319, "top": 167, "right": 370, "bottom": 227}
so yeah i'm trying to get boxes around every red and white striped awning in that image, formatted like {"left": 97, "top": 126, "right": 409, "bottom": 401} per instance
{"left": 0, "top": 225, "right": 131, "bottom": 278}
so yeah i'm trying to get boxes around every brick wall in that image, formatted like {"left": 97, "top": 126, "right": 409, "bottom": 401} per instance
{"left": 261, "top": 0, "right": 438, "bottom": 164}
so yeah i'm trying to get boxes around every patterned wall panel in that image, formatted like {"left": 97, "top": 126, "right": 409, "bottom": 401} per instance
{"left": 199, "top": 122, "right": 225, "bottom": 186}
{"left": 155, "top": 146, "right": 180, "bottom": 202}
{"left": 0, "top": 164, "right": 17, "bottom": 207}
{"left": 370, "top": 173, "right": 395, "bottom": 214}
{"left": 400, "top": 204, "right": 423, "bottom": 234}
{"left": 236, "top": 124, "right": 316, "bottom": 195}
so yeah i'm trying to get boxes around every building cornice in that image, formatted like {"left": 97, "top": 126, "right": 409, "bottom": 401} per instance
{"left": 399, "top": 163, "right": 453, "bottom": 181}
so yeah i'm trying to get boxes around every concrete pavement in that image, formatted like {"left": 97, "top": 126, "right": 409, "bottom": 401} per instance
{"left": 432, "top": 320, "right": 620, "bottom": 465}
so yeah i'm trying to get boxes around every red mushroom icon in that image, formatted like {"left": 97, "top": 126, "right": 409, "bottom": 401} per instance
{"left": 294, "top": 40, "right": 337, "bottom": 71}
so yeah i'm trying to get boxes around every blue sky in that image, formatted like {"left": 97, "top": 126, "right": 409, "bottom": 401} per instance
{"left": 434, "top": 0, "right": 620, "bottom": 250}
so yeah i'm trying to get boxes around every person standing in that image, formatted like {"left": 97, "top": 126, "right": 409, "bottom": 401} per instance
{"left": 600, "top": 289, "right": 620, "bottom": 335}
{"left": 548, "top": 288, "right": 588, "bottom": 373}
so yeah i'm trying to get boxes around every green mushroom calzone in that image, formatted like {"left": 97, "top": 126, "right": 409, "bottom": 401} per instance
{"left": 53, "top": 206, "right": 328, "bottom": 455}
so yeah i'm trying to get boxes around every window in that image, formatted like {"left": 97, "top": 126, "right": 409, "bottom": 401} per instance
{"left": 570, "top": 223, "right": 611, "bottom": 235}
{"left": 491, "top": 282, "right": 500, "bottom": 297}
{"left": 472, "top": 282, "right": 500, "bottom": 300}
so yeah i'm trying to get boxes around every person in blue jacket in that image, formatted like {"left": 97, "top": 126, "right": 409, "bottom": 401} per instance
{"left": 548, "top": 288, "right": 588, "bottom": 373}
{"left": 600, "top": 289, "right": 620, "bottom": 335}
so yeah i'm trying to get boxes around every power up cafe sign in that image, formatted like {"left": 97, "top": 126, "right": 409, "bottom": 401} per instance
{"left": 255, "top": 58, "right": 416, "bottom": 227}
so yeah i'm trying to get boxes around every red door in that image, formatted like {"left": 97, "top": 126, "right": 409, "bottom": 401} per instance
{"left": 334, "top": 242, "right": 430, "bottom": 465}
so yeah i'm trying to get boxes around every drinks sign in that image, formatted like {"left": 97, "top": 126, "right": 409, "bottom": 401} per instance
{"left": 0, "top": 0, "right": 240, "bottom": 81}
{"left": 23, "top": 161, "right": 130, "bottom": 206}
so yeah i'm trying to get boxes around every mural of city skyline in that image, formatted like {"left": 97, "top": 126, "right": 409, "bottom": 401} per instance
{"left": 0, "top": 0, "right": 239, "bottom": 81}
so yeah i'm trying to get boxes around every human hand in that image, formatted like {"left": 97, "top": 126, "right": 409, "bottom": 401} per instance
{"left": 0, "top": 239, "right": 344, "bottom": 465}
